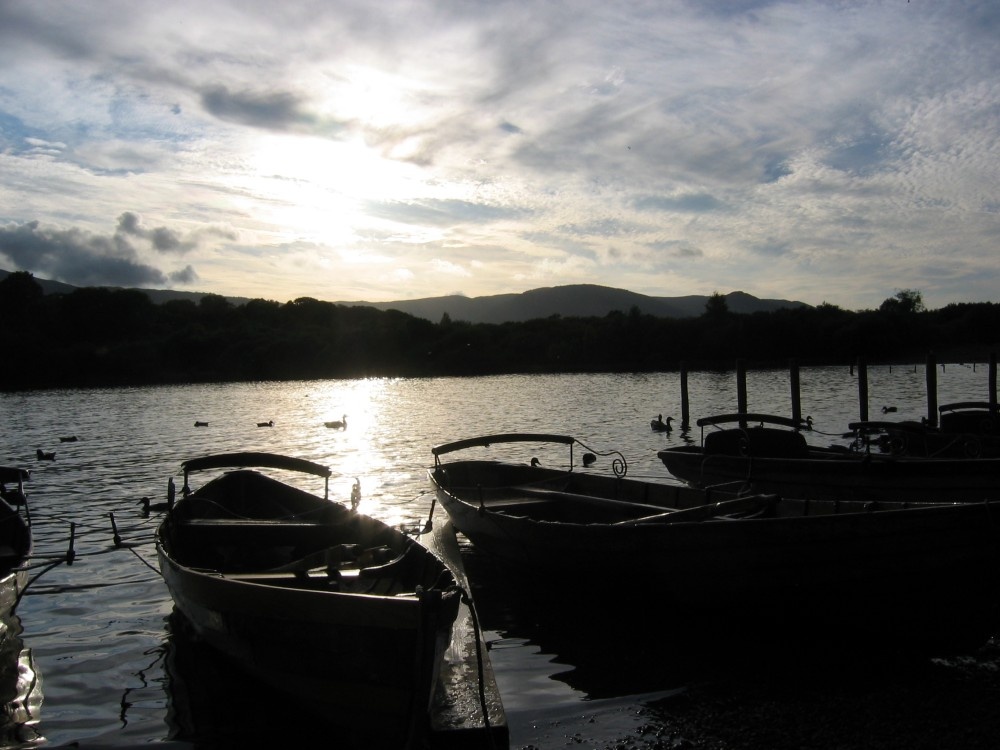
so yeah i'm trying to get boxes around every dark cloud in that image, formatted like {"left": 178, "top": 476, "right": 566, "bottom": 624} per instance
{"left": 0, "top": 2, "right": 94, "bottom": 60}
{"left": 117, "top": 212, "right": 142, "bottom": 235}
{"left": 170, "top": 265, "right": 198, "bottom": 284}
{"left": 0, "top": 219, "right": 196, "bottom": 288}
{"left": 634, "top": 193, "right": 725, "bottom": 213}
{"left": 201, "top": 86, "right": 324, "bottom": 131}
{"left": 116, "top": 212, "right": 191, "bottom": 253}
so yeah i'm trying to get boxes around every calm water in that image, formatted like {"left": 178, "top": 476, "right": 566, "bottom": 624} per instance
{"left": 1, "top": 364, "right": 998, "bottom": 749}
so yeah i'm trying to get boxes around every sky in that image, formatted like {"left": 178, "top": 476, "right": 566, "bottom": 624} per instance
{"left": 0, "top": 1, "right": 998, "bottom": 312}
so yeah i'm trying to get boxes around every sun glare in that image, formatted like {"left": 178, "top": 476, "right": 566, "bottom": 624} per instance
{"left": 245, "top": 132, "right": 426, "bottom": 246}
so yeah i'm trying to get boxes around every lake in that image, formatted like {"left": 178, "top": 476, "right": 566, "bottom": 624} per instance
{"left": 1, "top": 363, "right": 999, "bottom": 749}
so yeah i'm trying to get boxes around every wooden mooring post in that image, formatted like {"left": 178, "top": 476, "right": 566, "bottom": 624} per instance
{"left": 680, "top": 362, "right": 690, "bottom": 429}
{"left": 737, "top": 359, "right": 748, "bottom": 426}
{"left": 990, "top": 352, "right": 997, "bottom": 411}
{"left": 857, "top": 357, "right": 869, "bottom": 422}
{"left": 925, "top": 351, "right": 938, "bottom": 427}
{"left": 789, "top": 359, "right": 801, "bottom": 425}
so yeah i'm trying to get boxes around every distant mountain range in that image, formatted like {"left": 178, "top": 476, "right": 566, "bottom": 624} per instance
{"left": 1, "top": 270, "right": 809, "bottom": 324}
{"left": 340, "top": 285, "right": 810, "bottom": 323}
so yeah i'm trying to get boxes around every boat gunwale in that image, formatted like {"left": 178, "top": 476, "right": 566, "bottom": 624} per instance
{"left": 432, "top": 433, "right": 575, "bottom": 459}
{"left": 695, "top": 413, "right": 810, "bottom": 430}
{"left": 157, "top": 550, "right": 438, "bottom": 629}
{"left": 431, "top": 458, "right": 981, "bottom": 527}
{"left": 181, "top": 452, "right": 332, "bottom": 478}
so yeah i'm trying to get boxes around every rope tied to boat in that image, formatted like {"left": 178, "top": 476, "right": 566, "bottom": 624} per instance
{"left": 457, "top": 584, "right": 498, "bottom": 747}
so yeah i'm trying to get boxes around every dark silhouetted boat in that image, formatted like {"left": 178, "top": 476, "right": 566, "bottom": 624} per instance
{"left": 430, "top": 433, "right": 1000, "bottom": 651}
{"left": 853, "top": 401, "right": 1000, "bottom": 459}
{"left": 657, "top": 413, "right": 1000, "bottom": 502}
{"left": 156, "top": 452, "right": 461, "bottom": 746}
{"left": 0, "top": 468, "right": 31, "bottom": 619}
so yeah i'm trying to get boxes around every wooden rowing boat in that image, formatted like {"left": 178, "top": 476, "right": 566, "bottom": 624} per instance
{"left": 657, "top": 413, "right": 1000, "bottom": 502}
{"left": 0, "top": 467, "right": 31, "bottom": 619}
{"left": 156, "top": 452, "right": 461, "bottom": 746}
{"left": 853, "top": 401, "right": 1000, "bottom": 458}
{"left": 430, "top": 434, "right": 1000, "bottom": 650}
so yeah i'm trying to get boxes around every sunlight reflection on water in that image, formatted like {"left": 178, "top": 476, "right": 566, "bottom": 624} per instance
{"left": 0, "top": 363, "right": 995, "bottom": 747}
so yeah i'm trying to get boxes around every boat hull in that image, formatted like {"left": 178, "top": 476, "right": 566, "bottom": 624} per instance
{"left": 430, "top": 455, "right": 1000, "bottom": 650}
{"left": 158, "top": 551, "right": 454, "bottom": 723}
{"left": 0, "top": 470, "right": 32, "bottom": 620}
{"left": 157, "top": 458, "right": 460, "bottom": 741}
{"left": 658, "top": 445, "right": 1000, "bottom": 502}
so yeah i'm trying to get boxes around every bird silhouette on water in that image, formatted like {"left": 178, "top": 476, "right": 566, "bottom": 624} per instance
{"left": 138, "top": 496, "right": 173, "bottom": 516}
{"left": 36, "top": 449, "right": 55, "bottom": 461}
{"left": 650, "top": 414, "right": 673, "bottom": 432}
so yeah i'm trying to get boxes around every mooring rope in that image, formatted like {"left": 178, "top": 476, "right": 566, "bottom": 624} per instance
{"left": 459, "top": 585, "right": 499, "bottom": 749}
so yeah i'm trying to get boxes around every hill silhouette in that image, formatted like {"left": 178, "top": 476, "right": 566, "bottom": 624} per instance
{"left": 0, "top": 270, "right": 807, "bottom": 323}
{"left": 340, "top": 285, "right": 809, "bottom": 324}
{"left": 2, "top": 269, "right": 998, "bottom": 391}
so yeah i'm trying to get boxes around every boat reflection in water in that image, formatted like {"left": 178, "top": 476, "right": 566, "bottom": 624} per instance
{"left": 163, "top": 611, "right": 408, "bottom": 748}
{"left": 0, "top": 613, "right": 42, "bottom": 746}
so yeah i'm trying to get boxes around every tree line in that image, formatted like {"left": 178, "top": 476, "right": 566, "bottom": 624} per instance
{"left": 1, "top": 272, "right": 998, "bottom": 391}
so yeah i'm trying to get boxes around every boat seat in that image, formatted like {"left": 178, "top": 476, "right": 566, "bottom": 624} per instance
{"left": 511, "top": 486, "right": 673, "bottom": 514}
{"left": 704, "top": 427, "right": 809, "bottom": 458}
{"left": 168, "top": 518, "right": 358, "bottom": 549}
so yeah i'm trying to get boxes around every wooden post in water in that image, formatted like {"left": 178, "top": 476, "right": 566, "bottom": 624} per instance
{"left": 990, "top": 353, "right": 997, "bottom": 412}
{"left": 789, "top": 359, "right": 801, "bottom": 425}
{"left": 925, "top": 351, "right": 938, "bottom": 427}
{"left": 736, "top": 359, "right": 748, "bottom": 427}
{"left": 679, "top": 363, "right": 690, "bottom": 429}
{"left": 857, "top": 357, "right": 869, "bottom": 422}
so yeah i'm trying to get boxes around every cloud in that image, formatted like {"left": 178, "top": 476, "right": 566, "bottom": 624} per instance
{"left": 634, "top": 193, "right": 726, "bottom": 213}
{"left": 170, "top": 265, "right": 199, "bottom": 284}
{"left": 647, "top": 240, "right": 704, "bottom": 259}
{"left": 366, "top": 199, "right": 528, "bottom": 227}
{"left": 116, "top": 212, "right": 193, "bottom": 254}
{"left": 200, "top": 84, "right": 330, "bottom": 134}
{"left": 0, "top": 218, "right": 197, "bottom": 288}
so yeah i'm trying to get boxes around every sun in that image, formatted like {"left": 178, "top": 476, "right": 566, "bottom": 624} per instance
{"left": 231, "top": 64, "right": 463, "bottom": 250}
{"left": 240, "top": 133, "right": 404, "bottom": 244}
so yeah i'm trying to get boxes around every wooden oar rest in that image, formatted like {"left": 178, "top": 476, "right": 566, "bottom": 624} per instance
{"left": 220, "top": 543, "right": 414, "bottom": 597}
{"left": 614, "top": 494, "right": 780, "bottom": 525}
